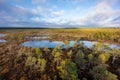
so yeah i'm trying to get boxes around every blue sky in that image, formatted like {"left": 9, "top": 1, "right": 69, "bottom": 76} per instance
{"left": 0, "top": 0, "right": 120, "bottom": 27}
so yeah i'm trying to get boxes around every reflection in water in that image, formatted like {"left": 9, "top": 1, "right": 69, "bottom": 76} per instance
{"left": 22, "top": 40, "right": 64, "bottom": 48}
{"left": 0, "top": 34, "right": 5, "bottom": 37}
{"left": 25, "top": 36, "right": 49, "bottom": 39}
{"left": 21, "top": 40, "right": 120, "bottom": 49}
{"left": 0, "top": 39, "right": 7, "bottom": 43}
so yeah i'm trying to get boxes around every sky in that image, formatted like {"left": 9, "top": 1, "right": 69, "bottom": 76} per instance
{"left": 0, "top": 0, "right": 120, "bottom": 28}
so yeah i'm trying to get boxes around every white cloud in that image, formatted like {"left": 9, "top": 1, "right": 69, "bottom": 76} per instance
{"left": 31, "top": 17, "right": 41, "bottom": 22}
{"left": 51, "top": 10, "right": 65, "bottom": 17}
{"left": 30, "top": 6, "right": 65, "bottom": 23}
{"left": 32, "top": 0, "right": 46, "bottom": 4}
{"left": 42, "top": 17, "right": 69, "bottom": 25}
{"left": 1, "top": 0, "right": 119, "bottom": 27}
{"left": 31, "top": 6, "right": 43, "bottom": 14}
{"left": 29, "top": 0, "right": 120, "bottom": 27}
{"left": 31, "top": 5, "right": 65, "bottom": 19}
{"left": 71, "top": 0, "right": 120, "bottom": 27}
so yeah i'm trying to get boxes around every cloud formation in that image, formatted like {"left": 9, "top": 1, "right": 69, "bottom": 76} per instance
{"left": 0, "top": 0, "right": 120, "bottom": 27}
{"left": 75, "top": 0, "right": 120, "bottom": 27}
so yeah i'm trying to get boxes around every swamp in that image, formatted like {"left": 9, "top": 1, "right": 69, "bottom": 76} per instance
{"left": 0, "top": 28, "right": 120, "bottom": 80}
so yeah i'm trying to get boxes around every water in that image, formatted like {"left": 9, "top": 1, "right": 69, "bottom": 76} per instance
{"left": 0, "top": 34, "right": 5, "bottom": 37}
{"left": 25, "top": 36, "right": 49, "bottom": 39}
{"left": 21, "top": 40, "right": 120, "bottom": 49}
{"left": 21, "top": 40, "right": 64, "bottom": 48}
{"left": 0, "top": 39, "right": 7, "bottom": 43}
{"left": 0, "top": 34, "right": 6, "bottom": 43}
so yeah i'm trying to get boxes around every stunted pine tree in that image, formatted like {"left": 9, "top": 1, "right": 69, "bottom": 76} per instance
{"left": 111, "top": 48, "right": 120, "bottom": 64}
{"left": 98, "top": 53, "right": 108, "bottom": 64}
{"left": 87, "top": 53, "right": 102, "bottom": 67}
{"left": 51, "top": 46, "right": 63, "bottom": 66}
{"left": 35, "top": 47, "right": 42, "bottom": 58}
{"left": 37, "top": 58, "right": 46, "bottom": 73}
{"left": 25, "top": 56, "right": 37, "bottom": 69}
{"left": 67, "top": 50, "right": 72, "bottom": 59}
{"left": 25, "top": 56, "right": 46, "bottom": 73}
{"left": 75, "top": 50, "right": 86, "bottom": 69}
{"left": 57, "top": 59, "right": 78, "bottom": 80}
{"left": 92, "top": 42, "right": 109, "bottom": 55}
{"left": 90, "top": 66, "right": 118, "bottom": 80}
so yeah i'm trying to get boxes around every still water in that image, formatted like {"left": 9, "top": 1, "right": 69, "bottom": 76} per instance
{"left": 25, "top": 36, "right": 49, "bottom": 39}
{"left": 0, "top": 34, "right": 5, "bottom": 37}
{"left": 0, "top": 40, "right": 7, "bottom": 43}
{"left": 21, "top": 40, "right": 120, "bottom": 49}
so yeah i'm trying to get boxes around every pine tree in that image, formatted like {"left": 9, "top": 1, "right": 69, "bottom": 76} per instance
{"left": 57, "top": 59, "right": 78, "bottom": 80}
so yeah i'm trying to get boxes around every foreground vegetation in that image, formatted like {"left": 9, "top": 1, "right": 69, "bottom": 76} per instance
{"left": 0, "top": 42, "right": 120, "bottom": 80}
{"left": 0, "top": 28, "right": 120, "bottom": 80}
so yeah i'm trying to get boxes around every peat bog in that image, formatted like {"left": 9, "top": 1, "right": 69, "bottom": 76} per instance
{"left": 0, "top": 28, "right": 120, "bottom": 80}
